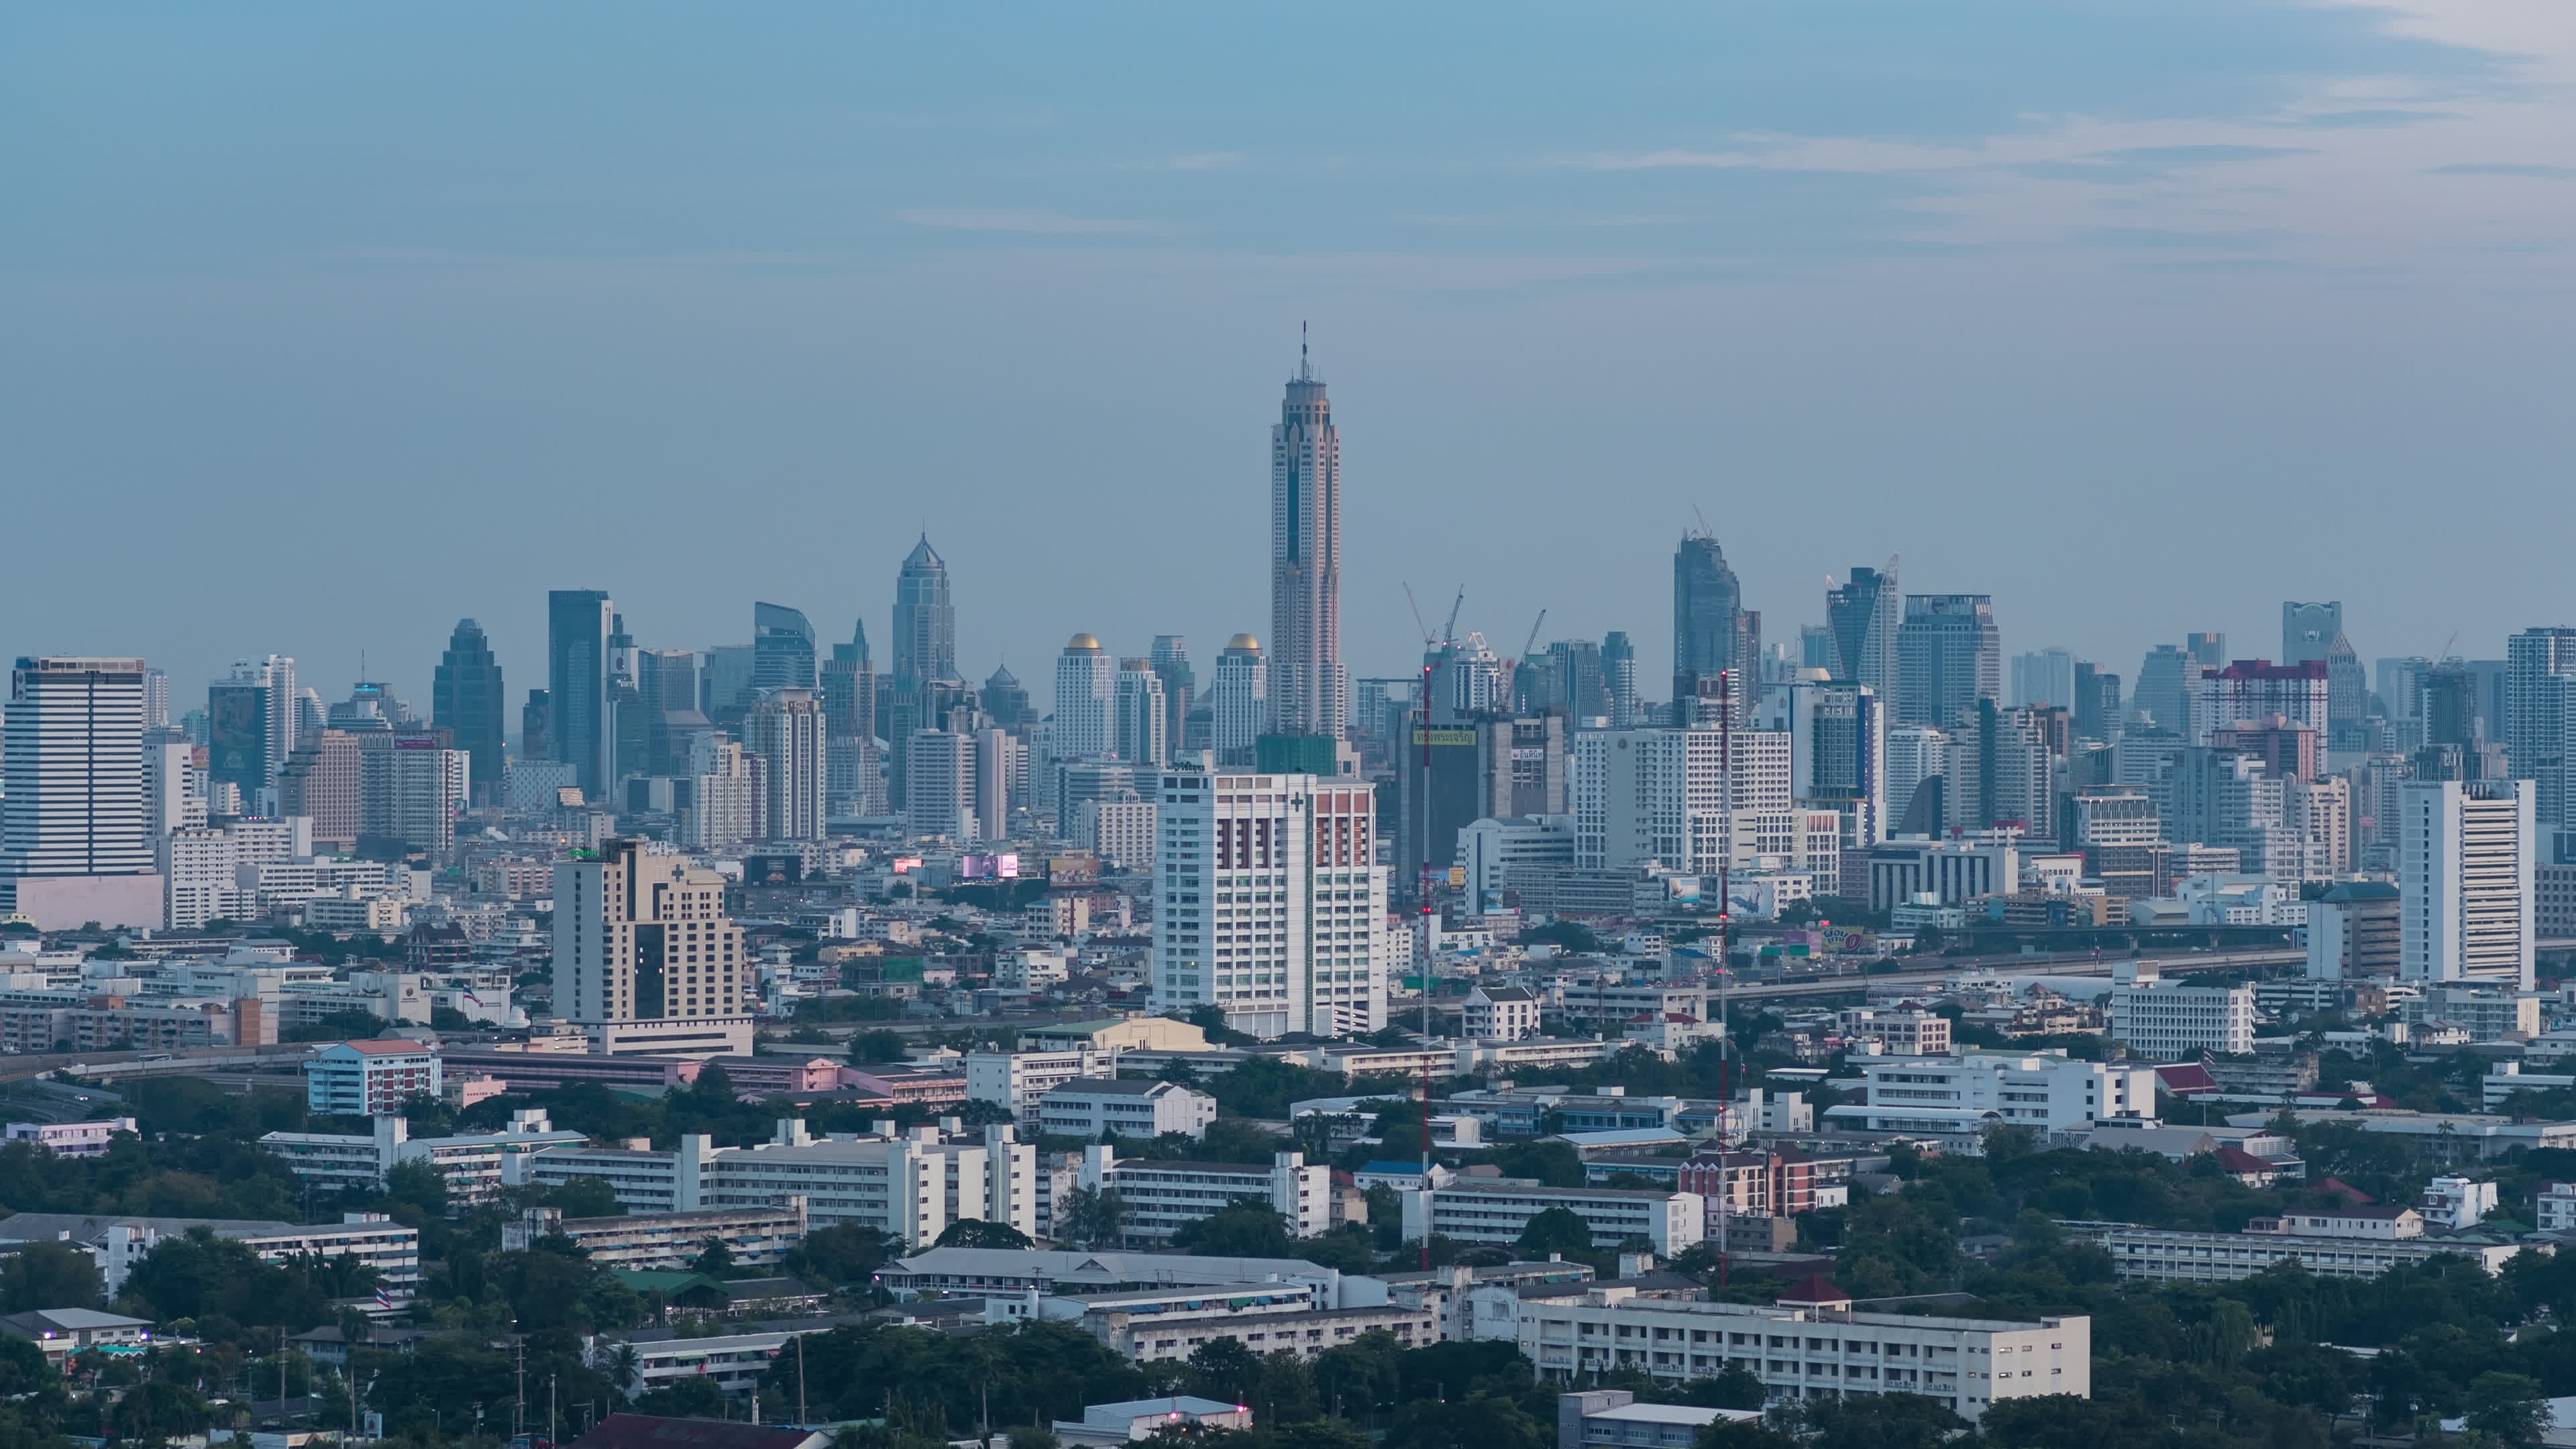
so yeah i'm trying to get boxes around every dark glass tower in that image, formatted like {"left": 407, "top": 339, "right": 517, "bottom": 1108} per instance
{"left": 547, "top": 589, "right": 614, "bottom": 799}
{"left": 752, "top": 602, "right": 818, "bottom": 693}
{"left": 890, "top": 537, "right": 959, "bottom": 808}
{"left": 1672, "top": 531, "right": 1756, "bottom": 722}
{"left": 431, "top": 619, "right": 505, "bottom": 806}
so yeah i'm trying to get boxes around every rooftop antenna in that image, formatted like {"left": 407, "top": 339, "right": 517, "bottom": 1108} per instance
{"left": 1691, "top": 505, "right": 1713, "bottom": 539}
{"left": 1299, "top": 321, "right": 1311, "bottom": 382}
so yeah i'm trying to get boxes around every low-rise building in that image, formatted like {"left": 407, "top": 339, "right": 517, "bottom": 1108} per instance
{"left": 1037, "top": 1079, "right": 1218, "bottom": 1142}
{"left": 0, "top": 1211, "right": 421, "bottom": 1298}
{"left": 499, "top": 1202, "right": 808, "bottom": 1270}
{"left": 260, "top": 1109, "right": 584, "bottom": 1205}
{"left": 1079, "top": 1147, "right": 1332, "bottom": 1244}
{"left": 1402, "top": 1180, "right": 1703, "bottom": 1256}
{"left": 2107, "top": 971, "right": 2256, "bottom": 1061}
{"left": 2538, "top": 1182, "right": 2576, "bottom": 1234}
{"left": 1515, "top": 1285, "right": 2088, "bottom": 1422}
{"left": 1558, "top": 1391, "right": 1761, "bottom": 1449}
{"left": 1823, "top": 1051, "right": 2157, "bottom": 1145}
{"left": 2061, "top": 1216, "right": 2533, "bottom": 1283}
{"left": 4, "top": 1118, "right": 135, "bottom": 1158}
{"left": 1464, "top": 987, "right": 1544, "bottom": 1042}
{"left": 1053, "top": 1397, "right": 1252, "bottom": 1449}
{"left": 600, "top": 1328, "right": 812, "bottom": 1398}
{"left": 1833, "top": 1009, "right": 1951, "bottom": 1057}
{"left": 0, "top": 1309, "right": 154, "bottom": 1366}
{"left": 967, "top": 1049, "right": 1121, "bottom": 1124}
{"left": 877, "top": 1246, "right": 1372, "bottom": 1307}
{"left": 305, "top": 1038, "right": 444, "bottom": 1116}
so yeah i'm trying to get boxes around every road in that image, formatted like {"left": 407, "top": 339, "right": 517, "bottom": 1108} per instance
{"left": 1713, "top": 938, "right": 2576, "bottom": 1003}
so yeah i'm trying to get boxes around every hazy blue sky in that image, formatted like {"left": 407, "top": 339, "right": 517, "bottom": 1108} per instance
{"left": 7, "top": 3, "right": 2574, "bottom": 718}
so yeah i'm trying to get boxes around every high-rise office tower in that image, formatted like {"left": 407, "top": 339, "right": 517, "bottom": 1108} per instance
{"left": 751, "top": 602, "right": 818, "bottom": 694}
{"left": 432, "top": 619, "right": 506, "bottom": 806}
{"left": 1950, "top": 700, "right": 2061, "bottom": 838}
{"left": 2010, "top": 649, "right": 2077, "bottom": 711}
{"left": 893, "top": 536, "right": 957, "bottom": 690}
{"left": 2399, "top": 778, "right": 2534, "bottom": 989}
{"left": 1825, "top": 559, "right": 1902, "bottom": 711}
{"left": 820, "top": 621, "right": 881, "bottom": 817}
{"left": 2074, "top": 661, "right": 2123, "bottom": 744}
{"left": 141, "top": 669, "right": 170, "bottom": 732}
{"left": 2132, "top": 645, "right": 2193, "bottom": 737}
{"left": 547, "top": 590, "right": 615, "bottom": 801}
{"left": 1114, "top": 658, "right": 1169, "bottom": 767}
{"left": 2191, "top": 660, "right": 2328, "bottom": 745}
{"left": 2186, "top": 633, "right": 2227, "bottom": 671}
{"left": 1150, "top": 636, "right": 1195, "bottom": 759}
{"left": 2508, "top": 627, "right": 2576, "bottom": 826}
{"left": 1896, "top": 595, "right": 2000, "bottom": 729}
{"left": 554, "top": 837, "right": 753, "bottom": 1057}
{"left": 206, "top": 655, "right": 297, "bottom": 808}
{"left": 382, "top": 736, "right": 470, "bottom": 859}
{"left": 979, "top": 664, "right": 1036, "bottom": 737}
{"left": 905, "top": 729, "right": 977, "bottom": 841}
{"left": 1758, "top": 678, "right": 1886, "bottom": 847}
{"left": 1269, "top": 345, "right": 1345, "bottom": 739}
{"left": 1211, "top": 636, "right": 1267, "bottom": 767}
{"left": 521, "top": 689, "right": 552, "bottom": 764}
{"left": 889, "top": 537, "right": 959, "bottom": 810}
{"left": 629, "top": 649, "right": 706, "bottom": 780}
{"left": 2282, "top": 602, "right": 2342, "bottom": 666}
{"left": 1053, "top": 635, "right": 1116, "bottom": 761}
{"left": 1152, "top": 766, "right": 1387, "bottom": 1038}
{"left": 0, "top": 657, "right": 160, "bottom": 929}
{"left": 1884, "top": 725, "right": 1950, "bottom": 836}
{"left": 1674, "top": 531, "right": 1758, "bottom": 722}
{"left": 1602, "top": 631, "right": 1640, "bottom": 728}
{"left": 2324, "top": 631, "right": 2369, "bottom": 749}
{"left": 744, "top": 688, "right": 826, "bottom": 841}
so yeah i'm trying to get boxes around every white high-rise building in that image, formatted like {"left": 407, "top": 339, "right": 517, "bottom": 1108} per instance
{"left": 1053, "top": 635, "right": 1116, "bottom": 762}
{"left": 907, "top": 729, "right": 978, "bottom": 841}
{"left": 1270, "top": 348, "right": 1346, "bottom": 739}
{"left": 144, "top": 740, "right": 206, "bottom": 837}
{"left": 2401, "top": 779, "right": 2534, "bottom": 989}
{"left": 1152, "top": 768, "right": 1387, "bottom": 1039}
{"left": 385, "top": 738, "right": 469, "bottom": 859}
{"left": 554, "top": 838, "right": 753, "bottom": 1056}
{"left": 743, "top": 688, "right": 826, "bottom": 841}
{"left": 2010, "top": 649, "right": 2078, "bottom": 711}
{"left": 1114, "top": 659, "right": 1168, "bottom": 767}
{"left": 682, "top": 736, "right": 757, "bottom": 850}
{"left": 0, "top": 657, "right": 162, "bottom": 930}
{"left": 972, "top": 728, "right": 1014, "bottom": 840}
{"left": 1570, "top": 727, "right": 1791, "bottom": 875}
{"left": 1884, "top": 725, "right": 1949, "bottom": 834}
{"left": 1210, "top": 636, "right": 1267, "bottom": 767}
{"left": 141, "top": 669, "right": 171, "bottom": 731}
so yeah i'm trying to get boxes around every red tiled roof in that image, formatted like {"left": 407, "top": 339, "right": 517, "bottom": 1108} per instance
{"left": 2214, "top": 1146, "right": 2275, "bottom": 1172}
{"left": 2312, "top": 1177, "right": 2375, "bottom": 1204}
{"left": 1776, "top": 1274, "right": 1851, "bottom": 1306}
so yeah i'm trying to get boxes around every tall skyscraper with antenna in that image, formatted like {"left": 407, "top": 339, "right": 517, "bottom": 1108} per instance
{"left": 1270, "top": 331, "right": 1346, "bottom": 740}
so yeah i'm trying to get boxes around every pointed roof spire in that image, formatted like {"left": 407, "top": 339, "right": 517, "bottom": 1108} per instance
{"left": 1297, "top": 320, "right": 1313, "bottom": 382}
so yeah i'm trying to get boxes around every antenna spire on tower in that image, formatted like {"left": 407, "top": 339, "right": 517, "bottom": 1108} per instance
{"left": 1299, "top": 320, "right": 1311, "bottom": 381}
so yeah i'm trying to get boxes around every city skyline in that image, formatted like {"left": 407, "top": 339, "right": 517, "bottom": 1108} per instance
{"left": 11, "top": 5, "right": 2576, "bottom": 715}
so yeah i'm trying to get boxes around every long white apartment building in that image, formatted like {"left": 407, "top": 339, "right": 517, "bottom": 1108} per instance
{"left": 2063, "top": 1215, "right": 2528, "bottom": 1283}
{"left": 0, "top": 1210, "right": 421, "bottom": 1299}
{"left": 1079, "top": 1145, "right": 1333, "bottom": 1245}
{"left": 2106, "top": 964, "right": 2257, "bottom": 1060}
{"left": 965, "top": 1048, "right": 1120, "bottom": 1124}
{"left": 1151, "top": 769, "right": 1391, "bottom": 1040}
{"left": 261, "top": 1109, "right": 584, "bottom": 1205}
{"left": 1402, "top": 1179, "right": 1704, "bottom": 1256}
{"left": 514, "top": 1118, "right": 1036, "bottom": 1245}
{"left": 1516, "top": 1287, "right": 2090, "bottom": 1422}
{"left": 500, "top": 1201, "right": 806, "bottom": 1270}
{"left": 1823, "top": 1050, "right": 2157, "bottom": 1145}
{"left": 1571, "top": 727, "right": 1792, "bottom": 875}
{"left": 2401, "top": 779, "right": 2535, "bottom": 989}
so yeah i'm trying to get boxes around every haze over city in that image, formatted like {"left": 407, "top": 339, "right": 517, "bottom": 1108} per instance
{"left": 10, "top": 3, "right": 2576, "bottom": 697}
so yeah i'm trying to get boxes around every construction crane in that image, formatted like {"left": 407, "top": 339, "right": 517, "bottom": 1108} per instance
{"left": 1403, "top": 583, "right": 1432, "bottom": 646}
{"left": 1521, "top": 609, "right": 1548, "bottom": 663}
{"left": 1440, "top": 587, "right": 1465, "bottom": 648}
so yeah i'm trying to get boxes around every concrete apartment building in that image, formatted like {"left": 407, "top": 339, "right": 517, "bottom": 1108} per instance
{"left": 1515, "top": 1285, "right": 2090, "bottom": 1423}
{"left": 499, "top": 1201, "right": 808, "bottom": 1270}
{"left": 1037, "top": 1079, "right": 1216, "bottom": 1141}
{"left": 1402, "top": 1179, "right": 1704, "bottom": 1256}
{"left": 0, "top": 1211, "right": 421, "bottom": 1299}
{"left": 1823, "top": 1051, "right": 2158, "bottom": 1146}
{"left": 1079, "top": 1146, "right": 1333, "bottom": 1244}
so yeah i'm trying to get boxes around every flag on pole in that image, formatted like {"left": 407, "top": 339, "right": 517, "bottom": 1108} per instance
{"left": 375, "top": 1284, "right": 394, "bottom": 1310}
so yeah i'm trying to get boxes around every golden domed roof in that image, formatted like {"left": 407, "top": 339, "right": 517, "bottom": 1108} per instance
{"left": 1067, "top": 633, "right": 1102, "bottom": 651}
{"left": 1227, "top": 633, "right": 1260, "bottom": 651}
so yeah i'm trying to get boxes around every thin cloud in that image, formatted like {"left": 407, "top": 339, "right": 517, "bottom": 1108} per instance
{"left": 2430, "top": 162, "right": 2576, "bottom": 179}
{"left": 896, "top": 209, "right": 1164, "bottom": 234}
{"left": 1165, "top": 152, "right": 1244, "bottom": 171}
{"left": 1578, "top": 149, "right": 1763, "bottom": 171}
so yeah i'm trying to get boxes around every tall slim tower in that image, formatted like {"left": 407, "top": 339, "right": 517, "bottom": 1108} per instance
{"left": 547, "top": 590, "right": 615, "bottom": 800}
{"left": 1270, "top": 339, "right": 1345, "bottom": 739}
{"left": 1825, "top": 559, "right": 1901, "bottom": 709}
{"left": 1673, "top": 531, "right": 1756, "bottom": 722}
{"left": 432, "top": 619, "right": 506, "bottom": 806}
{"left": 889, "top": 537, "right": 959, "bottom": 810}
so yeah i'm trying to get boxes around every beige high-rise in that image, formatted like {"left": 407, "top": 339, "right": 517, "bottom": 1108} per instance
{"left": 554, "top": 838, "right": 753, "bottom": 1056}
